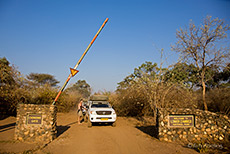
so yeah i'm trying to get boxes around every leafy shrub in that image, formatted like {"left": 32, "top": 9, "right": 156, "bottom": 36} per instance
{"left": 56, "top": 90, "right": 82, "bottom": 112}
{"left": 206, "top": 88, "right": 230, "bottom": 116}
{"left": 112, "top": 81, "right": 198, "bottom": 117}
{"left": 113, "top": 87, "right": 152, "bottom": 116}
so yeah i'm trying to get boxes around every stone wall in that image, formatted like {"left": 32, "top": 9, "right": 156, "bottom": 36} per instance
{"left": 157, "top": 108, "right": 230, "bottom": 143}
{"left": 14, "top": 104, "right": 57, "bottom": 143}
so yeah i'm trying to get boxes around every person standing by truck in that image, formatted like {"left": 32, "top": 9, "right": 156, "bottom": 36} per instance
{"left": 77, "top": 99, "right": 84, "bottom": 124}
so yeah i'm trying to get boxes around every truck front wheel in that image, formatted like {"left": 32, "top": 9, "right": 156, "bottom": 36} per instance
{"left": 112, "top": 121, "right": 116, "bottom": 127}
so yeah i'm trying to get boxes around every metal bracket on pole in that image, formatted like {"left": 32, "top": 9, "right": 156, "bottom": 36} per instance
{"left": 52, "top": 18, "right": 109, "bottom": 105}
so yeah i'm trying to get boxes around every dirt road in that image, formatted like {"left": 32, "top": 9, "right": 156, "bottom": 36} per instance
{"left": 0, "top": 111, "right": 198, "bottom": 154}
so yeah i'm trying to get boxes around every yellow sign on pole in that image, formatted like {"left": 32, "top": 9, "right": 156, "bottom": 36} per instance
{"left": 70, "top": 68, "right": 79, "bottom": 77}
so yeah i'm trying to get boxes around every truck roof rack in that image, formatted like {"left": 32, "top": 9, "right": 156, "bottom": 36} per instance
{"left": 89, "top": 95, "right": 108, "bottom": 101}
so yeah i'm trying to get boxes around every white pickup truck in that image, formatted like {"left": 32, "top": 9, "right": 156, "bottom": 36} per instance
{"left": 87, "top": 95, "right": 117, "bottom": 127}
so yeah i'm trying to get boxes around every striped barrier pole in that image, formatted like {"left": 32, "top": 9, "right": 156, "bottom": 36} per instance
{"left": 52, "top": 18, "right": 109, "bottom": 105}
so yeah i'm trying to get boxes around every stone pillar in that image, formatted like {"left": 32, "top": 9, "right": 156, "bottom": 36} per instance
{"left": 157, "top": 108, "right": 230, "bottom": 143}
{"left": 14, "top": 104, "right": 57, "bottom": 143}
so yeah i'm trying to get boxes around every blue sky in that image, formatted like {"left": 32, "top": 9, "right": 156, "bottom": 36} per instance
{"left": 0, "top": 0, "right": 229, "bottom": 92}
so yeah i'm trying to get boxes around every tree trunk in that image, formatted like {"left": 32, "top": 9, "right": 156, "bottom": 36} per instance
{"left": 201, "top": 73, "right": 208, "bottom": 111}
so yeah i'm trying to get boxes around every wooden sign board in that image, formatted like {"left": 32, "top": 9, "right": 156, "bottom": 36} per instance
{"left": 27, "top": 114, "right": 42, "bottom": 125}
{"left": 168, "top": 115, "right": 195, "bottom": 127}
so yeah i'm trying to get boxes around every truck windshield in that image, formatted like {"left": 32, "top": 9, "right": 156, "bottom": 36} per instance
{"left": 91, "top": 104, "right": 109, "bottom": 108}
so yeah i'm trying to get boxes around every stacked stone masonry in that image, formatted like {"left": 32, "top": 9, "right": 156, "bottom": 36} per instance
{"left": 157, "top": 108, "right": 230, "bottom": 143}
{"left": 14, "top": 104, "right": 57, "bottom": 143}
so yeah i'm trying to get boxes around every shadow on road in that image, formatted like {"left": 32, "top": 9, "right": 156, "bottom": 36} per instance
{"left": 56, "top": 125, "right": 70, "bottom": 137}
{"left": 0, "top": 122, "right": 16, "bottom": 133}
{"left": 66, "top": 121, "right": 78, "bottom": 126}
{"left": 91, "top": 122, "right": 113, "bottom": 127}
{"left": 56, "top": 121, "right": 78, "bottom": 138}
{"left": 136, "top": 125, "right": 158, "bottom": 139}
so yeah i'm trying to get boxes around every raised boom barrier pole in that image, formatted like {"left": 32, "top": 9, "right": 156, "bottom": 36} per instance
{"left": 52, "top": 18, "right": 109, "bottom": 105}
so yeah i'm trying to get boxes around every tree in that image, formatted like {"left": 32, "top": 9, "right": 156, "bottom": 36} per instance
{"left": 27, "top": 73, "right": 59, "bottom": 87}
{"left": 0, "top": 57, "right": 16, "bottom": 86}
{"left": 67, "top": 80, "right": 91, "bottom": 98}
{"left": 0, "top": 57, "right": 21, "bottom": 116}
{"left": 115, "top": 60, "right": 197, "bottom": 118}
{"left": 221, "top": 63, "right": 230, "bottom": 87}
{"left": 117, "top": 61, "right": 162, "bottom": 90}
{"left": 164, "top": 63, "right": 199, "bottom": 89}
{"left": 207, "top": 63, "right": 230, "bottom": 88}
{"left": 172, "top": 16, "right": 230, "bottom": 111}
